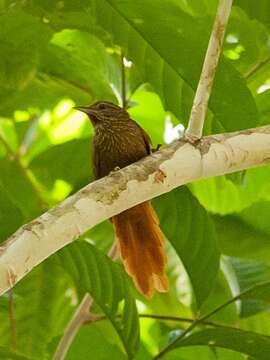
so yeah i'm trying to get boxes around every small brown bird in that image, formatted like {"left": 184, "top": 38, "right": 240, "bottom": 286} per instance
{"left": 75, "top": 101, "right": 169, "bottom": 297}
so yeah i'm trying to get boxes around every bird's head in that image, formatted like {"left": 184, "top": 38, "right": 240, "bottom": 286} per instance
{"left": 74, "top": 101, "right": 128, "bottom": 126}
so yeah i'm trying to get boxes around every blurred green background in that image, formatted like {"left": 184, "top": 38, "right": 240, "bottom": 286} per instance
{"left": 1, "top": 0, "right": 270, "bottom": 359}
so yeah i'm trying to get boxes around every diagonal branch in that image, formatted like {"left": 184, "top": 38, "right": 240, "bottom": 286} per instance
{"left": 0, "top": 125, "right": 270, "bottom": 295}
{"left": 185, "top": 0, "right": 233, "bottom": 142}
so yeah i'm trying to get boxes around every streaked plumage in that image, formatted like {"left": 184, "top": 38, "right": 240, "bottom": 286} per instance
{"left": 75, "top": 101, "right": 169, "bottom": 297}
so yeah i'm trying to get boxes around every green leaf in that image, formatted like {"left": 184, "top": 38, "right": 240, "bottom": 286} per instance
{"left": 241, "top": 312, "right": 270, "bottom": 337}
{"left": 95, "top": 0, "right": 258, "bottom": 130}
{"left": 168, "top": 327, "right": 270, "bottom": 360}
{"left": 154, "top": 187, "right": 220, "bottom": 308}
{"left": 199, "top": 270, "right": 237, "bottom": 324}
{"left": 0, "top": 261, "right": 73, "bottom": 359}
{"left": 29, "top": 138, "right": 92, "bottom": 194}
{"left": 256, "top": 89, "right": 270, "bottom": 125}
{"left": 229, "top": 257, "right": 270, "bottom": 317}
{"left": 235, "top": 0, "right": 270, "bottom": 31}
{"left": 0, "top": 159, "right": 43, "bottom": 221}
{"left": 239, "top": 200, "right": 270, "bottom": 235}
{"left": 65, "top": 323, "right": 126, "bottom": 360}
{"left": 163, "top": 346, "right": 245, "bottom": 360}
{"left": 0, "top": 186, "right": 24, "bottom": 242}
{"left": 41, "top": 30, "right": 116, "bottom": 102}
{"left": 56, "top": 241, "right": 140, "bottom": 359}
{"left": 191, "top": 165, "right": 270, "bottom": 215}
{"left": 0, "top": 347, "right": 33, "bottom": 360}
{"left": 0, "top": 9, "right": 52, "bottom": 91}
{"left": 214, "top": 214, "right": 270, "bottom": 263}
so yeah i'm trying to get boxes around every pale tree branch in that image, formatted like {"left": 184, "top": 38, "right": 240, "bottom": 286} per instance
{"left": 0, "top": 125, "right": 270, "bottom": 295}
{"left": 185, "top": 0, "right": 233, "bottom": 142}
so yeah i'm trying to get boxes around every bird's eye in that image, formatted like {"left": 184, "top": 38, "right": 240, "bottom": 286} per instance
{"left": 98, "top": 103, "right": 106, "bottom": 110}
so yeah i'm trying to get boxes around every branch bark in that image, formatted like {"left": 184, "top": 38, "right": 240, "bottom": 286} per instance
{"left": 0, "top": 125, "right": 270, "bottom": 295}
{"left": 53, "top": 293, "right": 92, "bottom": 360}
{"left": 185, "top": 0, "right": 233, "bottom": 141}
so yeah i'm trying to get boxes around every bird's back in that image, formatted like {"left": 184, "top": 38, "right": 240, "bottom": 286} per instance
{"left": 93, "top": 118, "right": 150, "bottom": 178}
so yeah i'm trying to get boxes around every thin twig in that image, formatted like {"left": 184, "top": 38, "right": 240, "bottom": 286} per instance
{"left": 154, "top": 280, "right": 270, "bottom": 359}
{"left": 121, "top": 49, "right": 127, "bottom": 109}
{"left": 8, "top": 290, "right": 17, "bottom": 351}
{"left": 107, "top": 242, "right": 118, "bottom": 260}
{"left": 84, "top": 312, "right": 237, "bottom": 330}
{"left": 53, "top": 242, "right": 117, "bottom": 360}
{"left": 0, "top": 133, "right": 47, "bottom": 209}
{"left": 53, "top": 293, "right": 93, "bottom": 360}
{"left": 0, "top": 134, "right": 14, "bottom": 156}
{"left": 185, "top": 0, "right": 233, "bottom": 142}
{"left": 244, "top": 56, "right": 270, "bottom": 80}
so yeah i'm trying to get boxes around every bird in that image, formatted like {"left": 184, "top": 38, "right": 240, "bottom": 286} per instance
{"left": 74, "top": 101, "right": 169, "bottom": 298}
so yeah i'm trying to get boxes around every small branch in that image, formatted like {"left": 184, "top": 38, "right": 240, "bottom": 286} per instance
{"left": 53, "top": 293, "right": 92, "bottom": 360}
{"left": 0, "top": 132, "right": 47, "bottom": 209}
{"left": 53, "top": 242, "right": 117, "bottom": 360}
{"left": 154, "top": 281, "right": 270, "bottom": 359}
{"left": 0, "top": 135, "right": 14, "bottom": 157}
{"left": 244, "top": 56, "right": 270, "bottom": 80}
{"left": 8, "top": 290, "right": 16, "bottom": 351}
{"left": 120, "top": 49, "right": 127, "bottom": 109}
{"left": 185, "top": 0, "right": 233, "bottom": 142}
{"left": 107, "top": 242, "right": 118, "bottom": 260}
{"left": 0, "top": 125, "right": 270, "bottom": 295}
{"left": 84, "top": 312, "right": 237, "bottom": 330}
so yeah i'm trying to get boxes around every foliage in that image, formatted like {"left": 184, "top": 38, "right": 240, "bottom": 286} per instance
{"left": 0, "top": 0, "right": 270, "bottom": 359}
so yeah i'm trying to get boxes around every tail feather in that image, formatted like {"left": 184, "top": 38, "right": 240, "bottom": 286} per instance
{"left": 112, "top": 202, "right": 169, "bottom": 298}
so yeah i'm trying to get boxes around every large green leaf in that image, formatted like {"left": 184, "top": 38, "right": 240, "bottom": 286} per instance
{"left": 154, "top": 187, "right": 220, "bottom": 308}
{"left": 235, "top": 0, "right": 270, "bottom": 31}
{"left": 65, "top": 323, "right": 126, "bottom": 360}
{"left": 94, "top": 0, "right": 258, "bottom": 130}
{"left": 229, "top": 257, "right": 270, "bottom": 317}
{"left": 29, "top": 138, "right": 92, "bottom": 193}
{"left": 167, "top": 327, "right": 270, "bottom": 360}
{"left": 0, "top": 347, "right": 33, "bottom": 360}
{"left": 41, "top": 30, "right": 116, "bottom": 102}
{"left": 0, "top": 159, "right": 43, "bottom": 221}
{"left": 56, "top": 241, "right": 140, "bottom": 359}
{"left": 214, "top": 215, "right": 270, "bottom": 263}
{"left": 163, "top": 346, "right": 245, "bottom": 360}
{"left": 0, "top": 186, "right": 24, "bottom": 242}
{"left": 239, "top": 201, "right": 270, "bottom": 235}
{"left": 0, "top": 261, "right": 73, "bottom": 359}
{"left": 199, "top": 270, "right": 237, "bottom": 324}
{"left": 191, "top": 165, "right": 270, "bottom": 215}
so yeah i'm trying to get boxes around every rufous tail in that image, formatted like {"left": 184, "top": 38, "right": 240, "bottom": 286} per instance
{"left": 112, "top": 202, "right": 169, "bottom": 298}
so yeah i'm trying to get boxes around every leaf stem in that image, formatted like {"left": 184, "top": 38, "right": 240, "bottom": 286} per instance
{"left": 154, "top": 280, "right": 270, "bottom": 359}
{"left": 53, "top": 293, "right": 93, "bottom": 360}
{"left": 121, "top": 49, "right": 127, "bottom": 109}
{"left": 8, "top": 290, "right": 17, "bottom": 351}
{"left": 0, "top": 134, "right": 14, "bottom": 156}
{"left": 53, "top": 242, "right": 118, "bottom": 360}
{"left": 245, "top": 56, "right": 270, "bottom": 80}
{"left": 185, "top": 0, "right": 233, "bottom": 142}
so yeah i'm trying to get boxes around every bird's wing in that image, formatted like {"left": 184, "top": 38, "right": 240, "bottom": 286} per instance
{"left": 131, "top": 119, "right": 152, "bottom": 155}
{"left": 92, "top": 139, "right": 101, "bottom": 178}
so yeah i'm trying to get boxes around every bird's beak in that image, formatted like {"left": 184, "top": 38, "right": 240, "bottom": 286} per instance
{"left": 73, "top": 106, "right": 97, "bottom": 116}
